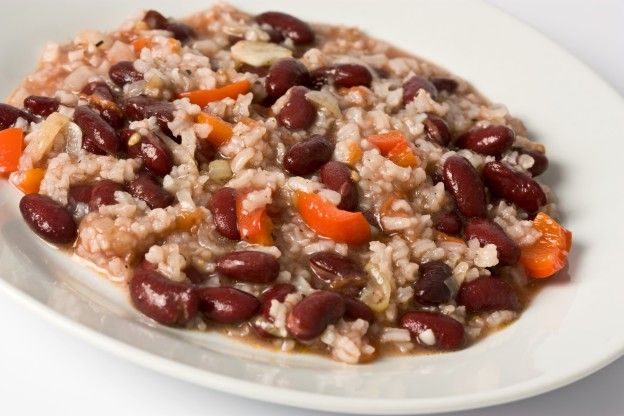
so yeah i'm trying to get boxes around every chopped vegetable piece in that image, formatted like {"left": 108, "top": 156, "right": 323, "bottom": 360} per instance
{"left": 175, "top": 208, "right": 203, "bottom": 231}
{"left": 179, "top": 80, "right": 251, "bottom": 107}
{"left": 132, "top": 37, "right": 152, "bottom": 54}
{"left": 295, "top": 191, "right": 371, "bottom": 245}
{"left": 435, "top": 231, "right": 466, "bottom": 245}
{"left": 346, "top": 141, "right": 363, "bottom": 166}
{"left": 367, "top": 130, "right": 418, "bottom": 167}
{"left": 387, "top": 141, "right": 418, "bottom": 167}
{"left": 236, "top": 193, "right": 273, "bottom": 246}
{"left": 17, "top": 168, "right": 45, "bottom": 194}
{"left": 0, "top": 127, "right": 23, "bottom": 175}
{"left": 196, "top": 112, "right": 233, "bottom": 147}
{"left": 520, "top": 212, "right": 572, "bottom": 278}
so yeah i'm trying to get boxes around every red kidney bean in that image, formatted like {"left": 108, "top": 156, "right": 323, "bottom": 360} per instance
{"left": 457, "top": 276, "right": 521, "bottom": 313}
{"left": 124, "top": 95, "right": 175, "bottom": 134}
{"left": 516, "top": 148, "right": 549, "bottom": 177}
{"left": 23, "top": 96, "right": 60, "bottom": 117}
{"left": 399, "top": 311, "right": 465, "bottom": 350}
{"left": 310, "top": 64, "right": 372, "bottom": 89}
{"left": 277, "top": 86, "right": 317, "bottom": 130}
{"left": 255, "top": 11, "right": 315, "bottom": 45}
{"left": 455, "top": 125, "right": 514, "bottom": 156}
{"left": 109, "top": 61, "right": 144, "bottom": 87}
{"left": 195, "top": 140, "right": 216, "bottom": 165}
{"left": 464, "top": 218, "right": 520, "bottom": 266}
{"left": 88, "top": 180, "right": 123, "bottom": 210}
{"left": 216, "top": 251, "right": 280, "bottom": 283}
{"left": 127, "top": 132, "right": 173, "bottom": 177}
{"left": 319, "top": 161, "right": 359, "bottom": 211}
{"left": 482, "top": 161, "right": 547, "bottom": 213}
{"left": 265, "top": 27, "right": 285, "bottom": 43}
{"left": 403, "top": 75, "right": 438, "bottom": 104}
{"left": 129, "top": 266, "right": 198, "bottom": 326}
{"left": 343, "top": 297, "right": 374, "bottom": 323}
{"left": 208, "top": 187, "right": 241, "bottom": 240}
{"left": 309, "top": 251, "right": 367, "bottom": 297}
{"left": 238, "top": 63, "right": 270, "bottom": 77}
{"left": 0, "top": 103, "right": 37, "bottom": 129}
{"left": 81, "top": 81, "right": 115, "bottom": 102}
{"left": 432, "top": 211, "right": 462, "bottom": 235}
{"left": 197, "top": 287, "right": 260, "bottom": 324}
{"left": 19, "top": 194, "right": 77, "bottom": 244}
{"left": 67, "top": 184, "right": 94, "bottom": 212}
{"left": 182, "top": 264, "right": 210, "bottom": 284}
{"left": 413, "top": 261, "right": 452, "bottom": 305}
{"left": 126, "top": 172, "right": 173, "bottom": 209}
{"left": 73, "top": 105, "right": 120, "bottom": 154}
{"left": 283, "top": 135, "right": 333, "bottom": 176}
{"left": 265, "top": 58, "right": 310, "bottom": 100}
{"left": 443, "top": 155, "right": 487, "bottom": 218}
{"left": 166, "top": 22, "right": 196, "bottom": 44}
{"left": 286, "top": 291, "right": 345, "bottom": 340}
{"left": 430, "top": 77, "right": 458, "bottom": 94}
{"left": 259, "top": 283, "right": 297, "bottom": 320}
{"left": 423, "top": 115, "right": 451, "bottom": 146}
{"left": 143, "top": 9, "right": 168, "bottom": 29}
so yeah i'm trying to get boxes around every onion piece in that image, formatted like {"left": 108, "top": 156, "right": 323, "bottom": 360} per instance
{"left": 24, "top": 112, "right": 70, "bottom": 164}
{"left": 305, "top": 90, "right": 342, "bottom": 119}
{"left": 360, "top": 262, "right": 392, "bottom": 313}
{"left": 230, "top": 40, "right": 292, "bottom": 67}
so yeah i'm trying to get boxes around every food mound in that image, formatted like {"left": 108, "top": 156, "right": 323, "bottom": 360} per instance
{"left": 1, "top": 4, "right": 571, "bottom": 363}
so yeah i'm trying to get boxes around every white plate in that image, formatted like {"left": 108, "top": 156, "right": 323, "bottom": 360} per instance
{"left": 1, "top": 0, "right": 623, "bottom": 414}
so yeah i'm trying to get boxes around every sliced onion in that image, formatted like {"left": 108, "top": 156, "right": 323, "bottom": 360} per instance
{"left": 305, "top": 90, "right": 342, "bottom": 119}
{"left": 24, "top": 112, "right": 70, "bottom": 163}
{"left": 360, "top": 262, "right": 392, "bottom": 313}
{"left": 230, "top": 40, "right": 292, "bottom": 67}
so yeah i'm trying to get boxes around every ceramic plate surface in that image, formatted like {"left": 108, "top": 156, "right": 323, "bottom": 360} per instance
{"left": 1, "top": 0, "right": 623, "bottom": 414}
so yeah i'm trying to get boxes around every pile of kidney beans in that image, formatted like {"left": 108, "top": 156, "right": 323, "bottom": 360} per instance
{"left": 9, "top": 8, "right": 552, "bottom": 354}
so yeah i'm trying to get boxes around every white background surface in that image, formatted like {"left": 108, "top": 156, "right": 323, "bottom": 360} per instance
{"left": 1, "top": 1, "right": 623, "bottom": 415}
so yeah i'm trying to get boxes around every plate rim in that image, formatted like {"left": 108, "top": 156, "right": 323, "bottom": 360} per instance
{"left": 1, "top": 0, "right": 624, "bottom": 414}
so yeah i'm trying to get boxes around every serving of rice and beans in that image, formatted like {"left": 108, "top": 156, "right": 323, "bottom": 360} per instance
{"left": 1, "top": 4, "right": 572, "bottom": 364}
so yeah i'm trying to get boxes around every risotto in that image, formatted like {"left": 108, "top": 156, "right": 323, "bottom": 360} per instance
{"left": 1, "top": 4, "right": 572, "bottom": 364}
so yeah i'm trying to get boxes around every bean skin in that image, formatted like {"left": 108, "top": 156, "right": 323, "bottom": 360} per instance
{"left": 265, "top": 58, "right": 310, "bottom": 100}
{"left": 413, "top": 261, "right": 452, "bottom": 305}
{"left": 197, "top": 287, "right": 260, "bottom": 324}
{"left": 403, "top": 75, "right": 438, "bottom": 104}
{"left": 126, "top": 173, "right": 173, "bottom": 209}
{"left": 124, "top": 95, "right": 174, "bottom": 135}
{"left": 81, "top": 81, "right": 115, "bottom": 102}
{"left": 127, "top": 132, "right": 173, "bottom": 177}
{"left": 19, "top": 194, "right": 77, "bottom": 244}
{"left": 259, "top": 283, "right": 296, "bottom": 320}
{"left": 143, "top": 9, "right": 168, "bottom": 29}
{"left": 89, "top": 180, "right": 124, "bottom": 210}
{"left": 109, "top": 61, "right": 144, "bottom": 87}
{"left": 516, "top": 148, "right": 549, "bottom": 177}
{"left": 277, "top": 86, "right": 317, "bottom": 130}
{"left": 432, "top": 211, "right": 462, "bottom": 235}
{"left": 430, "top": 77, "right": 458, "bottom": 94}
{"left": 0, "top": 103, "right": 37, "bottom": 129}
{"left": 73, "top": 105, "right": 120, "bottom": 155}
{"left": 482, "top": 161, "right": 547, "bottom": 213}
{"left": 309, "top": 251, "right": 367, "bottom": 297}
{"left": 208, "top": 187, "right": 241, "bottom": 240}
{"left": 457, "top": 276, "right": 521, "bottom": 313}
{"left": 423, "top": 115, "right": 451, "bottom": 146}
{"left": 23, "top": 96, "right": 60, "bottom": 117}
{"left": 343, "top": 297, "right": 374, "bottom": 323}
{"left": 319, "top": 161, "right": 359, "bottom": 211}
{"left": 166, "top": 22, "right": 196, "bottom": 44}
{"left": 455, "top": 125, "right": 515, "bottom": 156}
{"left": 443, "top": 155, "right": 487, "bottom": 218}
{"left": 216, "top": 251, "right": 280, "bottom": 283}
{"left": 399, "top": 311, "right": 465, "bottom": 350}
{"left": 286, "top": 290, "right": 345, "bottom": 341}
{"left": 255, "top": 11, "right": 315, "bottom": 45}
{"left": 129, "top": 266, "right": 198, "bottom": 326}
{"left": 464, "top": 218, "right": 520, "bottom": 266}
{"left": 310, "top": 64, "right": 372, "bottom": 89}
{"left": 283, "top": 135, "right": 333, "bottom": 176}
